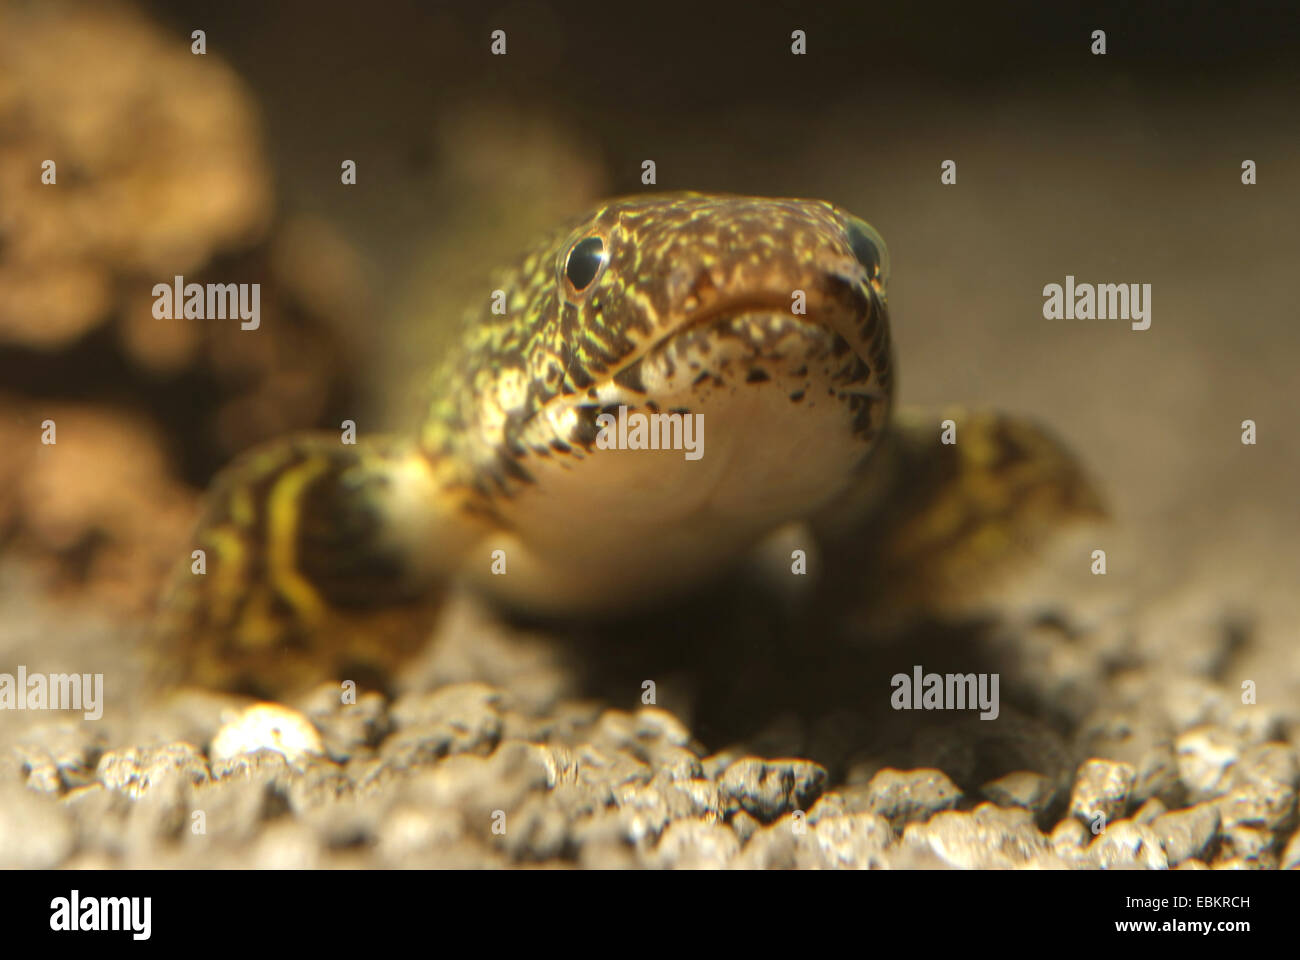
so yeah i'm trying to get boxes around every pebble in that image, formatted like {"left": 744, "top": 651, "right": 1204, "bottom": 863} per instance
{"left": 592, "top": 706, "right": 694, "bottom": 753}
{"left": 733, "top": 817, "right": 801, "bottom": 869}
{"left": 701, "top": 749, "right": 746, "bottom": 782}
{"left": 394, "top": 741, "right": 552, "bottom": 814}
{"left": 375, "top": 805, "right": 467, "bottom": 866}
{"left": 1280, "top": 828, "right": 1300, "bottom": 870}
{"left": 809, "top": 811, "right": 893, "bottom": 869}
{"left": 0, "top": 783, "right": 74, "bottom": 868}
{"left": 380, "top": 684, "right": 504, "bottom": 767}
{"left": 1050, "top": 816, "right": 1089, "bottom": 859}
{"left": 903, "top": 805, "right": 1049, "bottom": 869}
{"left": 577, "top": 830, "right": 640, "bottom": 869}
{"left": 1215, "top": 743, "right": 1298, "bottom": 832}
{"left": 210, "top": 703, "right": 324, "bottom": 764}
{"left": 1133, "top": 797, "right": 1167, "bottom": 824}
{"left": 1215, "top": 825, "right": 1274, "bottom": 865}
{"left": 730, "top": 810, "right": 761, "bottom": 844}
{"left": 612, "top": 773, "right": 720, "bottom": 842}
{"left": 806, "top": 784, "right": 876, "bottom": 823}
{"left": 718, "top": 757, "right": 827, "bottom": 823}
{"left": 980, "top": 771, "right": 1056, "bottom": 816}
{"left": 1068, "top": 759, "right": 1135, "bottom": 828}
{"left": 1161, "top": 677, "right": 1230, "bottom": 732}
{"left": 651, "top": 819, "right": 740, "bottom": 868}
{"left": 1225, "top": 703, "right": 1284, "bottom": 745}
{"left": 734, "top": 811, "right": 888, "bottom": 869}
{"left": 572, "top": 742, "right": 654, "bottom": 799}
{"left": 650, "top": 745, "right": 706, "bottom": 782}
{"left": 1132, "top": 743, "right": 1182, "bottom": 806}
{"left": 389, "top": 683, "right": 502, "bottom": 734}
{"left": 250, "top": 821, "right": 322, "bottom": 869}
{"left": 1174, "top": 727, "right": 1241, "bottom": 800}
{"left": 1152, "top": 802, "right": 1220, "bottom": 866}
{"left": 97, "top": 742, "right": 210, "bottom": 798}
{"left": 12, "top": 722, "right": 104, "bottom": 794}
{"left": 294, "top": 683, "right": 390, "bottom": 761}
{"left": 61, "top": 784, "right": 127, "bottom": 852}
{"left": 498, "top": 792, "right": 571, "bottom": 862}
{"left": 1088, "top": 820, "right": 1168, "bottom": 869}
{"left": 209, "top": 744, "right": 295, "bottom": 783}
{"left": 861, "top": 767, "right": 962, "bottom": 830}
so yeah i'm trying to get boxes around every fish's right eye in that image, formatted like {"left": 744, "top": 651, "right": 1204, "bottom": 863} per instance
{"left": 564, "top": 236, "right": 607, "bottom": 291}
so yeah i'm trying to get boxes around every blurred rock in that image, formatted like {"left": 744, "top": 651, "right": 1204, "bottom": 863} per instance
{"left": 0, "top": 782, "right": 74, "bottom": 867}
{"left": 384, "top": 683, "right": 503, "bottom": 764}
{"left": 0, "top": 0, "right": 362, "bottom": 613}
{"left": 249, "top": 821, "right": 322, "bottom": 869}
{"left": 861, "top": 767, "right": 962, "bottom": 830}
{"left": 1068, "top": 758, "right": 1135, "bottom": 827}
{"left": 718, "top": 757, "right": 827, "bottom": 824}
{"left": 903, "top": 805, "right": 1050, "bottom": 869}
{"left": 97, "top": 741, "right": 209, "bottom": 798}
{"left": 210, "top": 703, "right": 324, "bottom": 764}
{"left": 1216, "top": 743, "right": 1298, "bottom": 832}
{"left": 651, "top": 819, "right": 740, "bottom": 869}
{"left": 1132, "top": 742, "right": 1183, "bottom": 806}
{"left": 12, "top": 721, "right": 105, "bottom": 794}
{"left": 730, "top": 810, "right": 761, "bottom": 844}
{"left": 0, "top": 0, "right": 270, "bottom": 351}
{"left": 610, "top": 771, "right": 721, "bottom": 844}
{"left": 1175, "top": 727, "right": 1242, "bottom": 800}
{"left": 1152, "top": 803, "right": 1219, "bottom": 866}
{"left": 0, "top": 404, "right": 196, "bottom": 611}
{"left": 1133, "top": 797, "right": 1167, "bottom": 824}
{"left": 807, "top": 783, "right": 878, "bottom": 823}
{"left": 1050, "top": 816, "right": 1089, "bottom": 859}
{"left": 1281, "top": 829, "right": 1300, "bottom": 870}
{"left": 981, "top": 770, "right": 1056, "bottom": 816}
{"left": 1215, "top": 825, "right": 1274, "bottom": 865}
{"left": 497, "top": 792, "right": 571, "bottom": 862}
{"left": 1087, "top": 820, "right": 1168, "bottom": 870}
{"left": 809, "top": 810, "right": 894, "bottom": 869}
{"left": 293, "top": 683, "right": 390, "bottom": 762}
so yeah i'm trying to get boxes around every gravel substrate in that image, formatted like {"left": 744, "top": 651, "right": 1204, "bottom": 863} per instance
{"left": 3, "top": 587, "right": 1296, "bottom": 870}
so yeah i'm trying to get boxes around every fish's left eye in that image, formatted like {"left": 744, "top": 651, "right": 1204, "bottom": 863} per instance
{"left": 564, "top": 236, "right": 607, "bottom": 291}
{"left": 845, "top": 218, "right": 889, "bottom": 286}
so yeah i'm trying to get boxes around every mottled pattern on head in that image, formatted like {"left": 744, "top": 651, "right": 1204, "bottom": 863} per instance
{"left": 421, "top": 192, "right": 894, "bottom": 499}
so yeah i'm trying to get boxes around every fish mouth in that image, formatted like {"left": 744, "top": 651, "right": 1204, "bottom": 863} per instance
{"left": 670, "top": 277, "right": 865, "bottom": 339}
{"left": 619, "top": 279, "right": 885, "bottom": 398}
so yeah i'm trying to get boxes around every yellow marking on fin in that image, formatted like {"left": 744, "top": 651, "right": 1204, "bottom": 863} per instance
{"left": 266, "top": 457, "right": 331, "bottom": 627}
{"left": 205, "top": 526, "right": 246, "bottom": 627}
{"left": 230, "top": 482, "right": 255, "bottom": 529}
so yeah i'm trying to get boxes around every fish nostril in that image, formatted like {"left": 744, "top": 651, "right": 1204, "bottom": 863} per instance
{"left": 675, "top": 267, "right": 720, "bottom": 311}
{"left": 690, "top": 270, "right": 718, "bottom": 300}
{"left": 666, "top": 261, "right": 710, "bottom": 304}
